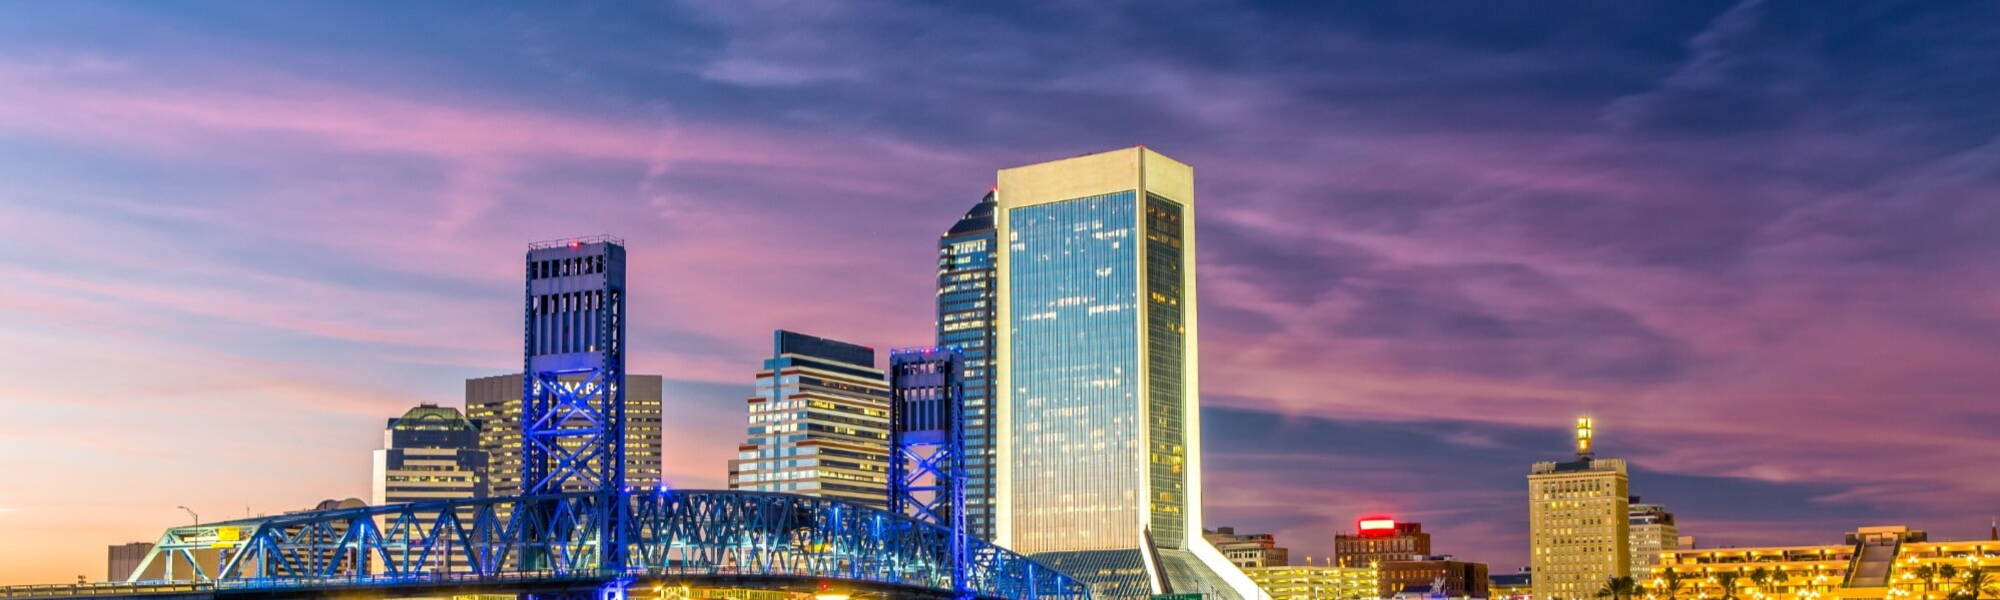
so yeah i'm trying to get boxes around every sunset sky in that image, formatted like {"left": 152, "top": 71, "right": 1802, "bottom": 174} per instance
{"left": 3, "top": 0, "right": 1998, "bottom": 585}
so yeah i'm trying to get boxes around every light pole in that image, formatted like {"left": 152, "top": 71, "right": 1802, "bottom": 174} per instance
{"left": 176, "top": 506, "right": 198, "bottom": 525}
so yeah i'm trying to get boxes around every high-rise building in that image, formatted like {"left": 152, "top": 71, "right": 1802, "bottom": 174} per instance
{"left": 727, "top": 330, "right": 891, "bottom": 508}
{"left": 371, "top": 404, "right": 489, "bottom": 506}
{"left": 1243, "top": 565, "right": 1379, "bottom": 600}
{"left": 1626, "top": 499, "right": 1677, "bottom": 577}
{"left": 1379, "top": 556, "right": 1488, "bottom": 599}
{"left": 1206, "top": 527, "right": 1291, "bottom": 569}
{"left": 1528, "top": 417, "right": 1630, "bottom": 600}
{"left": 1335, "top": 517, "right": 1432, "bottom": 568}
{"left": 937, "top": 192, "right": 999, "bottom": 541}
{"left": 108, "top": 542, "right": 152, "bottom": 581}
{"left": 993, "top": 147, "right": 1263, "bottom": 600}
{"left": 465, "top": 373, "right": 664, "bottom": 496}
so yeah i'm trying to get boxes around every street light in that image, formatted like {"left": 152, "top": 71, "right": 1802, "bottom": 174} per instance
{"left": 176, "top": 506, "right": 198, "bottom": 525}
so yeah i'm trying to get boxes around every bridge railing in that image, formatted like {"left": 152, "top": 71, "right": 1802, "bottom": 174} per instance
{"left": 127, "top": 489, "right": 1088, "bottom": 600}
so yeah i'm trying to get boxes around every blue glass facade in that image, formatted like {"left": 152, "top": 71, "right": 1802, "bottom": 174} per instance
{"left": 938, "top": 193, "right": 999, "bottom": 540}
{"left": 1006, "top": 190, "right": 1142, "bottom": 553}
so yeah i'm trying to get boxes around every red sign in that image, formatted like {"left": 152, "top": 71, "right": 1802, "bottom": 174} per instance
{"left": 1359, "top": 517, "right": 1397, "bottom": 536}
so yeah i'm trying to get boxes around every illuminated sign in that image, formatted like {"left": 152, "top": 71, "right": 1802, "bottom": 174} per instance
{"left": 1359, "top": 517, "right": 1397, "bottom": 537}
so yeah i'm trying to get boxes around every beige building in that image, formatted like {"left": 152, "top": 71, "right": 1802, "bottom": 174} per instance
{"left": 727, "top": 330, "right": 891, "bottom": 508}
{"left": 1628, "top": 500, "right": 1678, "bottom": 577}
{"left": 1643, "top": 525, "right": 2000, "bottom": 600}
{"left": 465, "top": 373, "right": 665, "bottom": 495}
{"left": 1208, "top": 527, "right": 1292, "bottom": 568}
{"left": 1244, "top": 565, "right": 1379, "bottom": 600}
{"left": 1529, "top": 417, "right": 1630, "bottom": 600}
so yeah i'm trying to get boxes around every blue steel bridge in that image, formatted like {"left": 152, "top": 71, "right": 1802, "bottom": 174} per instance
{"left": 4, "top": 488, "right": 1084, "bottom": 600}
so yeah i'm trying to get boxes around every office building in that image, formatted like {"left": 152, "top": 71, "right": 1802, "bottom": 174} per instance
{"left": 937, "top": 191, "right": 1000, "bottom": 541}
{"left": 1336, "top": 517, "right": 1433, "bottom": 568}
{"left": 371, "top": 404, "right": 489, "bottom": 506}
{"left": 465, "top": 372, "right": 664, "bottom": 496}
{"left": 108, "top": 542, "right": 152, "bottom": 581}
{"left": 994, "top": 147, "right": 1263, "bottom": 600}
{"left": 1243, "top": 565, "right": 1379, "bottom": 600}
{"left": 1379, "top": 556, "right": 1488, "bottom": 599}
{"left": 727, "top": 330, "right": 891, "bottom": 508}
{"left": 1528, "top": 417, "right": 1629, "bottom": 600}
{"left": 1207, "top": 527, "right": 1291, "bottom": 569}
{"left": 1626, "top": 499, "right": 1677, "bottom": 577}
{"left": 1644, "top": 525, "right": 2000, "bottom": 600}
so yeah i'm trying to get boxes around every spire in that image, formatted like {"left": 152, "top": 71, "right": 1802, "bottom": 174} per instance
{"left": 1575, "top": 416, "right": 1595, "bottom": 460}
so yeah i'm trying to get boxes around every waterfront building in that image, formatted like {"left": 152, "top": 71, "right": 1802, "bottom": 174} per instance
{"left": 1244, "top": 565, "right": 1379, "bottom": 600}
{"left": 1379, "top": 556, "right": 1488, "bottom": 599}
{"left": 1627, "top": 499, "right": 1677, "bottom": 577}
{"left": 370, "top": 404, "right": 488, "bottom": 506}
{"left": 1528, "top": 416, "right": 1630, "bottom": 600}
{"left": 1489, "top": 570, "right": 1532, "bottom": 600}
{"left": 1336, "top": 518, "right": 1433, "bottom": 568}
{"left": 1642, "top": 525, "right": 2000, "bottom": 600}
{"left": 108, "top": 542, "right": 152, "bottom": 581}
{"left": 464, "top": 372, "right": 664, "bottom": 496}
{"left": 1207, "top": 527, "right": 1292, "bottom": 568}
{"left": 937, "top": 192, "right": 1000, "bottom": 541}
{"left": 727, "top": 330, "right": 891, "bottom": 508}
{"left": 993, "top": 147, "right": 1263, "bottom": 600}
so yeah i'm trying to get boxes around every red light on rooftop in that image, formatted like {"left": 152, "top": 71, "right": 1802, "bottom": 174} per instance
{"left": 568, "top": 241, "right": 581, "bottom": 249}
{"left": 1359, "top": 516, "right": 1397, "bottom": 536}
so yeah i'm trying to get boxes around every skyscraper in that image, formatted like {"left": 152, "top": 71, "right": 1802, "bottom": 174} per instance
{"left": 937, "top": 191, "right": 999, "bottom": 541}
{"left": 993, "top": 147, "right": 1262, "bottom": 600}
{"left": 1529, "top": 417, "right": 1631, "bottom": 600}
{"left": 1626, "top": 499, "right": 1677, "bottom": 576}
{"left": 727, "top": 330, "right": 892, "bottom": 508}
{"left": 465, "top": 373, "right": 664, "bottom": 496}
{"left": 371, "top": 403, "right": 489, "bottom": 506}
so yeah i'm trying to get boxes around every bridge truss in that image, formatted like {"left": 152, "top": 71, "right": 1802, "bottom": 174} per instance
{"left": 126, "top": 489, "right": 1087, "bottom": 600}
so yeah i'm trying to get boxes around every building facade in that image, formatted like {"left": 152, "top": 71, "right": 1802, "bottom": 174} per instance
{"left": 108, "top": 542, "right": 153, "bottom": 581}
{"left": 993, "top": 147, "right": 1262, "bottom": 600}
{"left": 1642, "top": 525, "right": 2000, "bottom": 600}
{"left": 1489, "top": 570, "right": 1532, "bottom": 600}
{"left": 1336, "top": 518, "right": 1433, "bottom": 568}
{"left": 371, "top": 404, "right": 489, "bottom": 506}
{"left": 1208, "top": 527, "right": 1292, "bottom": 569}
{"left": 1379, "top": 557, "right": 1489, "bottom": 599}
{"left": 937, "top": 192, "right": 999, "bottom": 541}
{"left": 1244, "top": 565, "right": 1379, "bottom": 600}
{"left": 1626, "top": 499, "right": 1677, "bottom": 577}
{"left": 727, "top": 330, "right": 891, "bottom": 509}
{"left": 465, "top": 373, "right": 664, "bottom": 496}
{"left": 1528, "top": 417, "right": 1630, "bottom": 600}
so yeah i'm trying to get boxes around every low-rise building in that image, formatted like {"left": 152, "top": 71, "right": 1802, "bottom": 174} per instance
{"left": 1208, "top": 527, "right": 1292, "bottom": 568}
{"left": 1490, "top": 570, "right": 1531, "bottom": 600}
{"left": 1245, "top": 565, "right": 1380, "bottom": 600}
{"left": 1336, "top": 517, "right": 1431, "bottom": 568}
{"left": 1380, "top": 556, "right": 1488, "bottom": 600}
{"left": 1645, "top": 525, "right": 2000, "bottom": 600}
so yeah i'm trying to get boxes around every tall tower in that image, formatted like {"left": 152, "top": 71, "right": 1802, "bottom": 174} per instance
{"left": 1529, "top": 416, "right": 1631, "bottom": 600}
{"left": 994, "top": 147, "right": 1263, "bottom": 600}
{"left": 521, "top": 235, "right": 627, "bottom": 496}
{"left": 937, "top": 192, "right": 999, "bottom": 541}
{"left": 727, "top": 330, "right": 892, "bottom": 508}
{"left": 889, "top": 346, "right": 970, "bottom": 598}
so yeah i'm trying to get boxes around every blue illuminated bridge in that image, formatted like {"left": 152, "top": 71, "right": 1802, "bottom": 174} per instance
{"left": 1, "top": 489, "right": 1087, "bottom": 600}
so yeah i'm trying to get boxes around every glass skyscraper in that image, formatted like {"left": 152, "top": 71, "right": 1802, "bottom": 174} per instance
{"left": 937, "top": 192, "right": 998, "bottom": 541}
{"left": 993, "top": 147, "right": 1263, "bottom": 600}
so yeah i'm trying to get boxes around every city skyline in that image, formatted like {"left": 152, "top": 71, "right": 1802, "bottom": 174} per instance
{"left": 3, "top": 0, "right": 1998, "bottom": 589}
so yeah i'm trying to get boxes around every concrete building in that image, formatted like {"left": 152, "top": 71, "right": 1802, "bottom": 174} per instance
{"left": 1642, "top": 525, "right": 2000, "bottom": 600}
{"left": 993, "top": 147, "right": 1263, "bottom": 600}
{"left": 1380, "top": 557, "right": 1488, "bottom": 600}
{"left": 1207, "top": 527, "right": 1291, "bottom": 569}
{"left": 107, "top": 542, "right": 152, "bottom": 581}
{"left": 936, "top": 192, "right": 1000, "bottom": 541}
{"left": 1489, "top": 570, "right": 1532, "bottom": 600}
{"left": 464, "top": 373, "right": 664, "bottom": 496}
{"left": 1244, "top": 565, "right": 1379, "bottom": 600}
{"left": 727, "top": 330, "right": 891, "bottom": 508}
{"left": 1528, "top": 417, "right": 1630, "bottom": 600}
{"left": 1626, "top": 499, "right": 1677, "bottom": 577}
{"left": 371, "top": 404, "right": 488, "bottom": 506}
{"left": 1336, "top": 518, "right": 1433, "bottom": 568}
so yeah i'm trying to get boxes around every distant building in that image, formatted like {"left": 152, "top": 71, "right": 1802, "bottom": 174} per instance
{"left": 936, "top": 192, "right": 999, "bottom": 541}
{"left": 371, "top": 404, "right": 488, "bottom": 506}
{"left": 107, "top": 542, "right": 152, "bottom": 581}
{"left": 1626, "top": 499, "right": 1677, "bottom": 576}
{"left": 1380, "top": 556, "right": 1488, "bottom": 600}
{"left": 727, "top": 330, "right": 891, "bottom": 508}
{"left": 1489, "top": 570, "right": 1531, "bottom": 600}
{"left": 1528, "top": 417, "right": 1629, "bottom": 600}
{"left": 464, "top": 373, "right": 664, "bottom": 496}
{"left": 1244, "top": 565, "right": 1379, "bottom": 600}
{"left": 1674, "top": 535, "right": 1695, "bottom": 550}
{"left": 1643, "top": 525, "right": 1997, "bottom": 600}
{"left": 1207, "top": 527, "right": 1291, "bottom": 568}
{"left": 1336, "top": 517, "right": 1432, "bottom": 568}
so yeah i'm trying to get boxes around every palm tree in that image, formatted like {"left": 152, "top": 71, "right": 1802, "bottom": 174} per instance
{"left": 1657, "top": 568, "right": 1688, "bottom": 600}
{"left": 1717, "top": 571, "right": 1744, "bottom": 600}
{"left": 1751, "top": 568, "right": 1772, "bottom": 594}
{"left": 1957, "top": 567, "right": 1997, "bottom": 600}
{"left": 1598, "top": 576, "right": 1645, "bottom": 600}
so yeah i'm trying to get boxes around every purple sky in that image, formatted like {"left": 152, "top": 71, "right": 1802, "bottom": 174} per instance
{"left": 2, "top": 0, "right": 1998, "bottom": 584}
